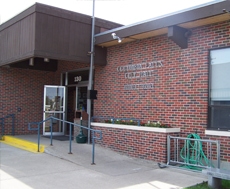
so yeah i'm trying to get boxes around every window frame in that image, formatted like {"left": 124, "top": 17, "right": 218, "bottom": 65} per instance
{"left": 208, "top": 46, "right": 230, "bottom": 131}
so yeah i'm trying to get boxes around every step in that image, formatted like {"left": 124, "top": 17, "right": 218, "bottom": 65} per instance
{"left": 0, "top": 135, "right": 45, "bottom": 153}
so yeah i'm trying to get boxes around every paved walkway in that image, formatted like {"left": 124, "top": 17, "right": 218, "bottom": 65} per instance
{"left": 0, "top": 135, "right": 207, "bottom": 189}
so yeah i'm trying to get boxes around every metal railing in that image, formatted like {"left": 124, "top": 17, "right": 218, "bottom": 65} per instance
{"left": 28, "top": 116, "right": 102, "bottom": 164}
{"left": 0, "top": 114, "right": 15, "bottom": 136}
{"left": 159, "top": 135, "right": 220, "bottom": 171}
{"left": 91, "top": 116, "right": 141, "bottom": 126}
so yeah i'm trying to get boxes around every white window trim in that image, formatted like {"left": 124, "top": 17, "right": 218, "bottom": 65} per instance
{"left": 205, "top": 130, "right": 230, "bottom": 137}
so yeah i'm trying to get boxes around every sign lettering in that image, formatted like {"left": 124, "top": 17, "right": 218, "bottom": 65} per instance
{"left": 117, "top": 60, "right": 163, "bottom": 90}
{"left": 74, "top": 76, "right": 82, "bottom": 82}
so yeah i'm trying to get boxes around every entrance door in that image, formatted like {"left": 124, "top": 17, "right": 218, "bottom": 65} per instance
{"left": 76, "top": 86, "right": 88, "bottom": 112}
{"left": 43, "top": 85, "right": 66, "bottom": 136}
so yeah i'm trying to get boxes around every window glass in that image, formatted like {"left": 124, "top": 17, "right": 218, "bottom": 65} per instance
{"left": 209, "top": 48, "right": 230, "bottom": 130}
{"left": 210, "top": 49, "right": 230, "bottom": 101}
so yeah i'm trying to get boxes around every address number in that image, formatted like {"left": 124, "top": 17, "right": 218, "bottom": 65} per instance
{"left": 74, "top": 76, "right": 82, "bottom": 82}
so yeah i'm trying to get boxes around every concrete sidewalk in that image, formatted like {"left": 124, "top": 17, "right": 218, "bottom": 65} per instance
{"left": 0, "top": 135, "right": 207, "bottom": 189}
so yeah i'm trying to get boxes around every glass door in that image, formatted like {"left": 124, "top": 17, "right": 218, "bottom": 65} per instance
{"left": 43, "top": 85, "right": 66, "bottom": 136}
{"left": 76, "top": 86, "right": 88, "bottom": 112}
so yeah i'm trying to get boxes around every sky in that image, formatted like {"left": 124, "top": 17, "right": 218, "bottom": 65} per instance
{"left": 0, "top": 0, "right": 220, "bottom": 25}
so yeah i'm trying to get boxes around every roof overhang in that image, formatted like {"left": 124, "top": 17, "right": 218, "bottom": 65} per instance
{"left": 0, "top": 3, "right": 122, "bottom": 70}
{"left": 95, "top": 0, "right": 230, "bottom": 48}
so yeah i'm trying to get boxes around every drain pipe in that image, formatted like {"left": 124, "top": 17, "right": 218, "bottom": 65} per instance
{"left": 87, "top": 0, "right": 95, "bottom": 144}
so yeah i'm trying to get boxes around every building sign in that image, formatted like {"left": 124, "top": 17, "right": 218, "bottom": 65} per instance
{"left": 117, "top": 61, "right": 163, "bottom": 90}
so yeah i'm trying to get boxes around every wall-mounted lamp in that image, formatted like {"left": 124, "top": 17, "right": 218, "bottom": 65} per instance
{"left": 223, "top": 9, "right": 229, "bottom": 13}
{"left": 29, "top": 58, "right": 34, "bottom": 66}
{"left": 111, "top": 33, "right": 123, "bottom": 43}
{"left": 44, "top": 58, "right": 49, "bottom": 62}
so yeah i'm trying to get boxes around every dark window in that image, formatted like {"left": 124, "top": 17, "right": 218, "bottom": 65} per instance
{"left": 209, "top": 47, "right": 230, "bottom": 130}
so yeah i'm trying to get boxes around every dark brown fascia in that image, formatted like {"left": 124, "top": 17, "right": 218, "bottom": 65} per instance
{"left": 0, "top": 4, "right": 36, "bottom": 31}
{"left": 0, "top": 3, "right": 122, "bottom": 32}
{"left": 94, "top": 0, "right": 230, "bottom": 45}
{"left": 34, "top": 3, "right": 122, "bottom": 30}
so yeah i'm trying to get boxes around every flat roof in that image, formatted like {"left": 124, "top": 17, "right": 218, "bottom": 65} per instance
{"left": 95, "top": 0, "right": 230, "bottom": 47}
{"left": 0, "top": 3, "right": 122, "bottom": 68}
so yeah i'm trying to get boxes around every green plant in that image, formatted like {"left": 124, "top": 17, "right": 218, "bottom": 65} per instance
{"left": 144, "top": 121, "right": 170, "bottom": 128}
{"left": 104, "top": 119, "right": 112, "bottom": 123}
{"left": 103, "top": 119, "right": 171, "bottom": 128}
{"left": 114, "top": 119, "right": 138, "bottom": 125}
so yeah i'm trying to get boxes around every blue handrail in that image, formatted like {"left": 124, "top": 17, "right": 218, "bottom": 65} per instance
{"left": 0, "top": 114, "right": 15, "bottom": 136}
{"left": 28, "top": 116, "right": 102, "bottom": 164}
{"left": 91, "top": 116, "right": 141, "bottom": 126}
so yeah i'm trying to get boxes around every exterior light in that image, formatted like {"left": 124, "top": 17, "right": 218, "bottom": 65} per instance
{"left": 44, "top": 58, "right": 49, "bottom": 62}
{"left": 29, "top": 58, "right": 34, "bottom": 66}
{"left": 111, "top": 33, "right": 123, "bottom": 43}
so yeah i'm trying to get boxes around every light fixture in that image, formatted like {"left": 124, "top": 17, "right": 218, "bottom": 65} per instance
{"left": 44, "top": 58, "right": 49, "bottom": 62}
{"left": 29, "top": 58, "right": 34, "bottom": 66}
{"left": 111, "top": 33, "right": 122, "bottom": 43}
{"left": 223, "top": 9, "right": 229, "bottom": 13}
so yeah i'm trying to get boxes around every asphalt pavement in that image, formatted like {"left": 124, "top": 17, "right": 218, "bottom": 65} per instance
{"left": 0, "top": 135, "right": 207, "bottom": 189}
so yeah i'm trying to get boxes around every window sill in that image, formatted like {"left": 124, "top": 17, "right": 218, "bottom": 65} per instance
{"left": 205, "top": 130, "right": 230, "bottom": 137}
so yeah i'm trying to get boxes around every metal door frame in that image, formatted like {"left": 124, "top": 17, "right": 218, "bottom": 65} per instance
{"left": 43, "top": 85, "right": 66, "bottom": 136}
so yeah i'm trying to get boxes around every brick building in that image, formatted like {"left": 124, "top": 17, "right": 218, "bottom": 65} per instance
{"left": 1, "top": 1, "right": 230, "bottom": 166}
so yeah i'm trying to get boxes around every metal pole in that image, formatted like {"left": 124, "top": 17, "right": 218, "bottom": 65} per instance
{"left": 87, "top": 0, "right": 95, "bottom": 144}
{"left": 69, "top": 123, "right": 72, "bottom": 154}
{"left": 12, "top": 114, "right": 15, "bottom": 135}
{"left": 38, "top": 123, "right": 40, "bottom": 152}
{"left": 167, "top": 135, "right": 170, "bottom": 165}
{"left": 217, "top": 141, "right": 220, "bottom": 169}
{"left": 92, "top": 131, "right": 95, "bottom": 165}
{"left": 50, "top": 118, "right": 53, "bottom": 146}
{"left": 1, "top": 119, "right": 4, "bottom": 136}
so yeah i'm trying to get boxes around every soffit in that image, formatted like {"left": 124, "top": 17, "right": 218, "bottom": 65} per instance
{"left": 96, "top": 13, "right": 230, "bottom": 47}
{"left": 95, "top": 0, "right": 230, "bottom": 47}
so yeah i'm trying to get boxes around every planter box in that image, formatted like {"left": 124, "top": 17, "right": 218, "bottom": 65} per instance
{"left": 91, "top": 122, "right": 180, "bottom": 163}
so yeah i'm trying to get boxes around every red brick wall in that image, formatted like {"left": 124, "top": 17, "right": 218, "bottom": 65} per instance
{"left": 93, "top": 20, "right": 230, "bottom": 162}
{"left": 0, "top": 61, "right": 89, "bottom": 135}
{"left": 92, "top": 125, "right": 180, "bottom": 162}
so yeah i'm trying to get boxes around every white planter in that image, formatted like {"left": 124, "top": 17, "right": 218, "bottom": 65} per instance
{"left": 91, "top": 122, "right": 180, "bottom": 133}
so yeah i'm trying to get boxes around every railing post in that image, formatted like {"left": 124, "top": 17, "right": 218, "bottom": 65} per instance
{"left": 217, "top": 140, "right": 220, "bottom": 169}
{"left": 12, "top": 114, "right": 15, "bottom": 135}
{"left": 1, "top": 119, "right": 4, "bottom": 136}
{"left": 38, "top": 123, "right": 41, "bottom": 152}
{"left": 1, "top": 118, "right": 4, "bottom": 136}
{"left": 92, "top": 131, "right": 95, "bottom": 165}
{"left": 167, "top": 135, "right": 170, "bottom": 165}
{"left": 174, "top": 138, "right": 176, "bottom": 161}
{"left": 50, "top": 117, "right": 53, "bottom": 146}
{"left": 69, "top": 123, "right": 72, "bottom": 154}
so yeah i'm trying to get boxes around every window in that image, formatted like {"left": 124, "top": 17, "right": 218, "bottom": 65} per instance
{"left": 209, "top": 47, "right": 230, "bottom": 130}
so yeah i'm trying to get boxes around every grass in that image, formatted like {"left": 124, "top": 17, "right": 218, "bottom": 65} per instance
{"left": 185, "top": 180, "right": 230, "bottom": 189}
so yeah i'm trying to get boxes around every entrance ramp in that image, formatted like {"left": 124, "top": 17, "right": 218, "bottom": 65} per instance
{"left": 0, "top": 135, "right": 45, "bottom": 153}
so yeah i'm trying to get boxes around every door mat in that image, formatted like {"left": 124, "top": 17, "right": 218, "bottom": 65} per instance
{"left": 43, "top": 135, "right": 73, "bottom": 141}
